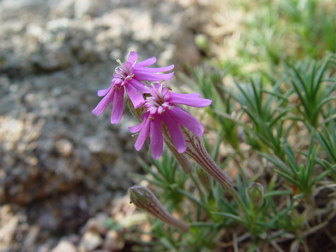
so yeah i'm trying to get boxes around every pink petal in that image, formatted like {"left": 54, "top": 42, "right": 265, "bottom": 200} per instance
{"left": 134, "top": 71, "right": 174, "bottom": 81}
{"left": 129, "top": 79, "right": 150, "bottom": 93}
{"left": 150, "top": 118, "right": 163, "bottom": 159}
{"left": 136, "top": 57, "right": 156, "bottom": 67}
{"left": 136, "top": 64, "right": 174, "bottom": 73}
{"left": 129, "top": 115, "right": 148, "bottom": 133}
{"left": 97, "top": 88, "right": 110, "bottom": 97}
{"left": 127, "top": 51, "right": 138, "bottom": 62}
{"left": 126, "top": 83, "right": 145, "bottom": 109}
{"left": 161, "top": 112, "right": 186, "bottom": 153}
{"left": 134, "top": 117, "right": 151, "bottom": 151}
{"left": 169, "top": 93, "right": 212, "bottom": 107}
{"left": 169, "top": 107, "right": 204, "bottom": 136}
{"left": 181, "top": 93, "right": 201, "bottom": 98}
{"left": 92, "top": 89, "right": 114, "bottom": 116}
{"left": 110, "top": 88, "right": 125, "bottom": 124}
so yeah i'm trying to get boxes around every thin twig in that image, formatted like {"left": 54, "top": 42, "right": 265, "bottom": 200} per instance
{"left": 219, "top": 233, "right": 250, "bottom": 248}
{"left": 270, "top": 240, "right": 285, "bottom": 252}
{"left": 325, "top": 230, "right": 336, "bottom": 246}
{"left": 233, "top": 232, "right": 239, "bottom": 252}
{"left": 302, "top": 220, "right": 329, "bottom": 237}
{"left": 274, "top": 217, "right": 334, "bottom": 244}
{"left": 290, "top": 240, "right": 300, "bottom": 252}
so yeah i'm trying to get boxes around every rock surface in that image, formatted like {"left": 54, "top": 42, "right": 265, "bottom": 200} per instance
{"left": 0, "top": 0, "right": 208, "bottom": 251}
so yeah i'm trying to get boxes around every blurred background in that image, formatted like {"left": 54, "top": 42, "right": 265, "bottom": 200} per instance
{"left": 1, "top": 0, "right": 335, "bottom": 251}
{"left": 0, "top": 0, "right": 208, "bottom": 251}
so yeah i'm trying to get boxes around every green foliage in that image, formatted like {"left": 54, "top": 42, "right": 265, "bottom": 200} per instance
{"left": 283, "top": 55, "right": 336, "bottom": 128}
{"left": 180, "top": 64, "right": 240, "bottom": 150}
{"left": 204, "top": 0, "right": 336, "bottom": 79}
{"left": 260, "top": 138, "right": 330, "bottom": 198}
{"left": 125, "top": 0, "right": 336, "bottom": 250}
{"left": 126, "top": 53, "right": 336, "bottom": 250}
{"left": 229, "top": 78, "right": 290, "bottom": 157}
{"left": 130, "top": 151, "right": 188, "bottom": 209}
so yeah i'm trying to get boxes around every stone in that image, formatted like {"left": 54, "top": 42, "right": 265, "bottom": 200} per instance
{"left": 102, "top": 230, "right": 124, "bottom": 251}
{"left": 52, "top": 240, "right": 77, "bottom": 252}
{"left": 79, "top": 230, "right": 103, "bottom": 252}
{"left": 85, "top": 213, "right": 109, "bottom": 235}
{"left": 0, "top": 0, "right": 204, "bottom": 250}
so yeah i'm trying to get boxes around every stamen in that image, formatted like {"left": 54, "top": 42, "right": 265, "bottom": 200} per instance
{"left": 114, "top": 65, "right": 121, "bottom": 73}
{"left": 113, "top": 58, "right": 136, "bottom": 85}
{"left": 125, "top": 74, "right": 134, "bottom": 81}
{"left": 131, "top": 133, "right": 139, "bottom": 137}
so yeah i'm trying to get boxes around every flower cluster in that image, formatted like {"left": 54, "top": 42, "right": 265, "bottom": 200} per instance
{"left": 93, "top": 51, "right": 234, "bottom": 233}
{"left": 92, "top": 51, "right": 174, "bottom": 124}
{"left": 92, "top": 51, "right": 211, "bottom": 159}
{"left": 129, "top": 84, "right": 211, "bottom": 159}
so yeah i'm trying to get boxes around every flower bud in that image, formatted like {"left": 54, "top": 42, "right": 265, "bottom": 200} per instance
{"left": 246, "top": 182, "right": 265, "bottom": 210}
{"left": 129, "top": 186, "right": 189, "bottom": 232}
{"left": 181, "top": 127, "right": 234, "bottom": 190}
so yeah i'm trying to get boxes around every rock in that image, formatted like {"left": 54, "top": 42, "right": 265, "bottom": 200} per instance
{"left": 85, "top": 213, "right": 109, "bottom": 235}
{"left": 74, "top": 0, "right": 95, "bottom": 18}
{"left": 0, "top": 0, "right": 206, "bottom": 251}
{"left": 54, "top": 138, "right": 74, "bottom": 157}
{"left": 79, "top": 230, "right": 103, "bottom": 252}
{"left": 52, "top": 240, "right": 77, "bottom": 252}
{"left": 0, "top": 205, "right": 19, "bottom": 246}
{"left": 102, "top": 230, "right": 125, "bottom": 251}
{"left": 22, "top": 225, "right": 40, "bottom": 249}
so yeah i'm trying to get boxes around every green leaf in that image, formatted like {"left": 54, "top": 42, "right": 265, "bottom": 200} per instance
{"left": 274, "top": 170, "right": 300, "bottom": 186}
{"left": 211, "top": 212, "right": 246, "bottom": 224}
{"left": 176, "top": 188, "right": 210, "bottom": 214}
{"left": 264, "top": 190, "right": 292, "bottom": 197}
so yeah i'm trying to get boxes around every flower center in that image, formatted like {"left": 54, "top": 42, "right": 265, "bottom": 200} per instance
{"left": 145, "top": 84, "right": 172, "bottom": 114}
{"left": 113, "top": 59, "right": 135, "bottom": 87}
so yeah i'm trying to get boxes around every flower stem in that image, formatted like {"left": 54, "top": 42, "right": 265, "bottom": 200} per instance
{"left": 164, "top": 138, "right": 193, "bottom": 174}
{"left": 189, "top": 172, "right": 205, "bottom": 198}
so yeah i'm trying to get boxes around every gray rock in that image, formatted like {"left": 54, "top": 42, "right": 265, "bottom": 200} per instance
{"left": 52, "top": 240, "right": 77, "bottom": 252}
{"left": 79, "top": 230, "right": 103, "bottom": 252}
{"left": 0, "top": 0, "right": 205, "bottom": 251}
{"left": 103, "top": 230, "right": 124, "bottom": 251}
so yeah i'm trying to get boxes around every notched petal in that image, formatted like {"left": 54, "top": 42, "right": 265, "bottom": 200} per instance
{"left": 127, "top": 51, "right": 138, "bottom": 62}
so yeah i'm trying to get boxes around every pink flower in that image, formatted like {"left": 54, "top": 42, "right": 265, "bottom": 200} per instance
{"left": 129, "top": 84, "right": 212, "bottom": 159}
{"left": 92, "top": 51, "right": 174, "bottom": 124}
